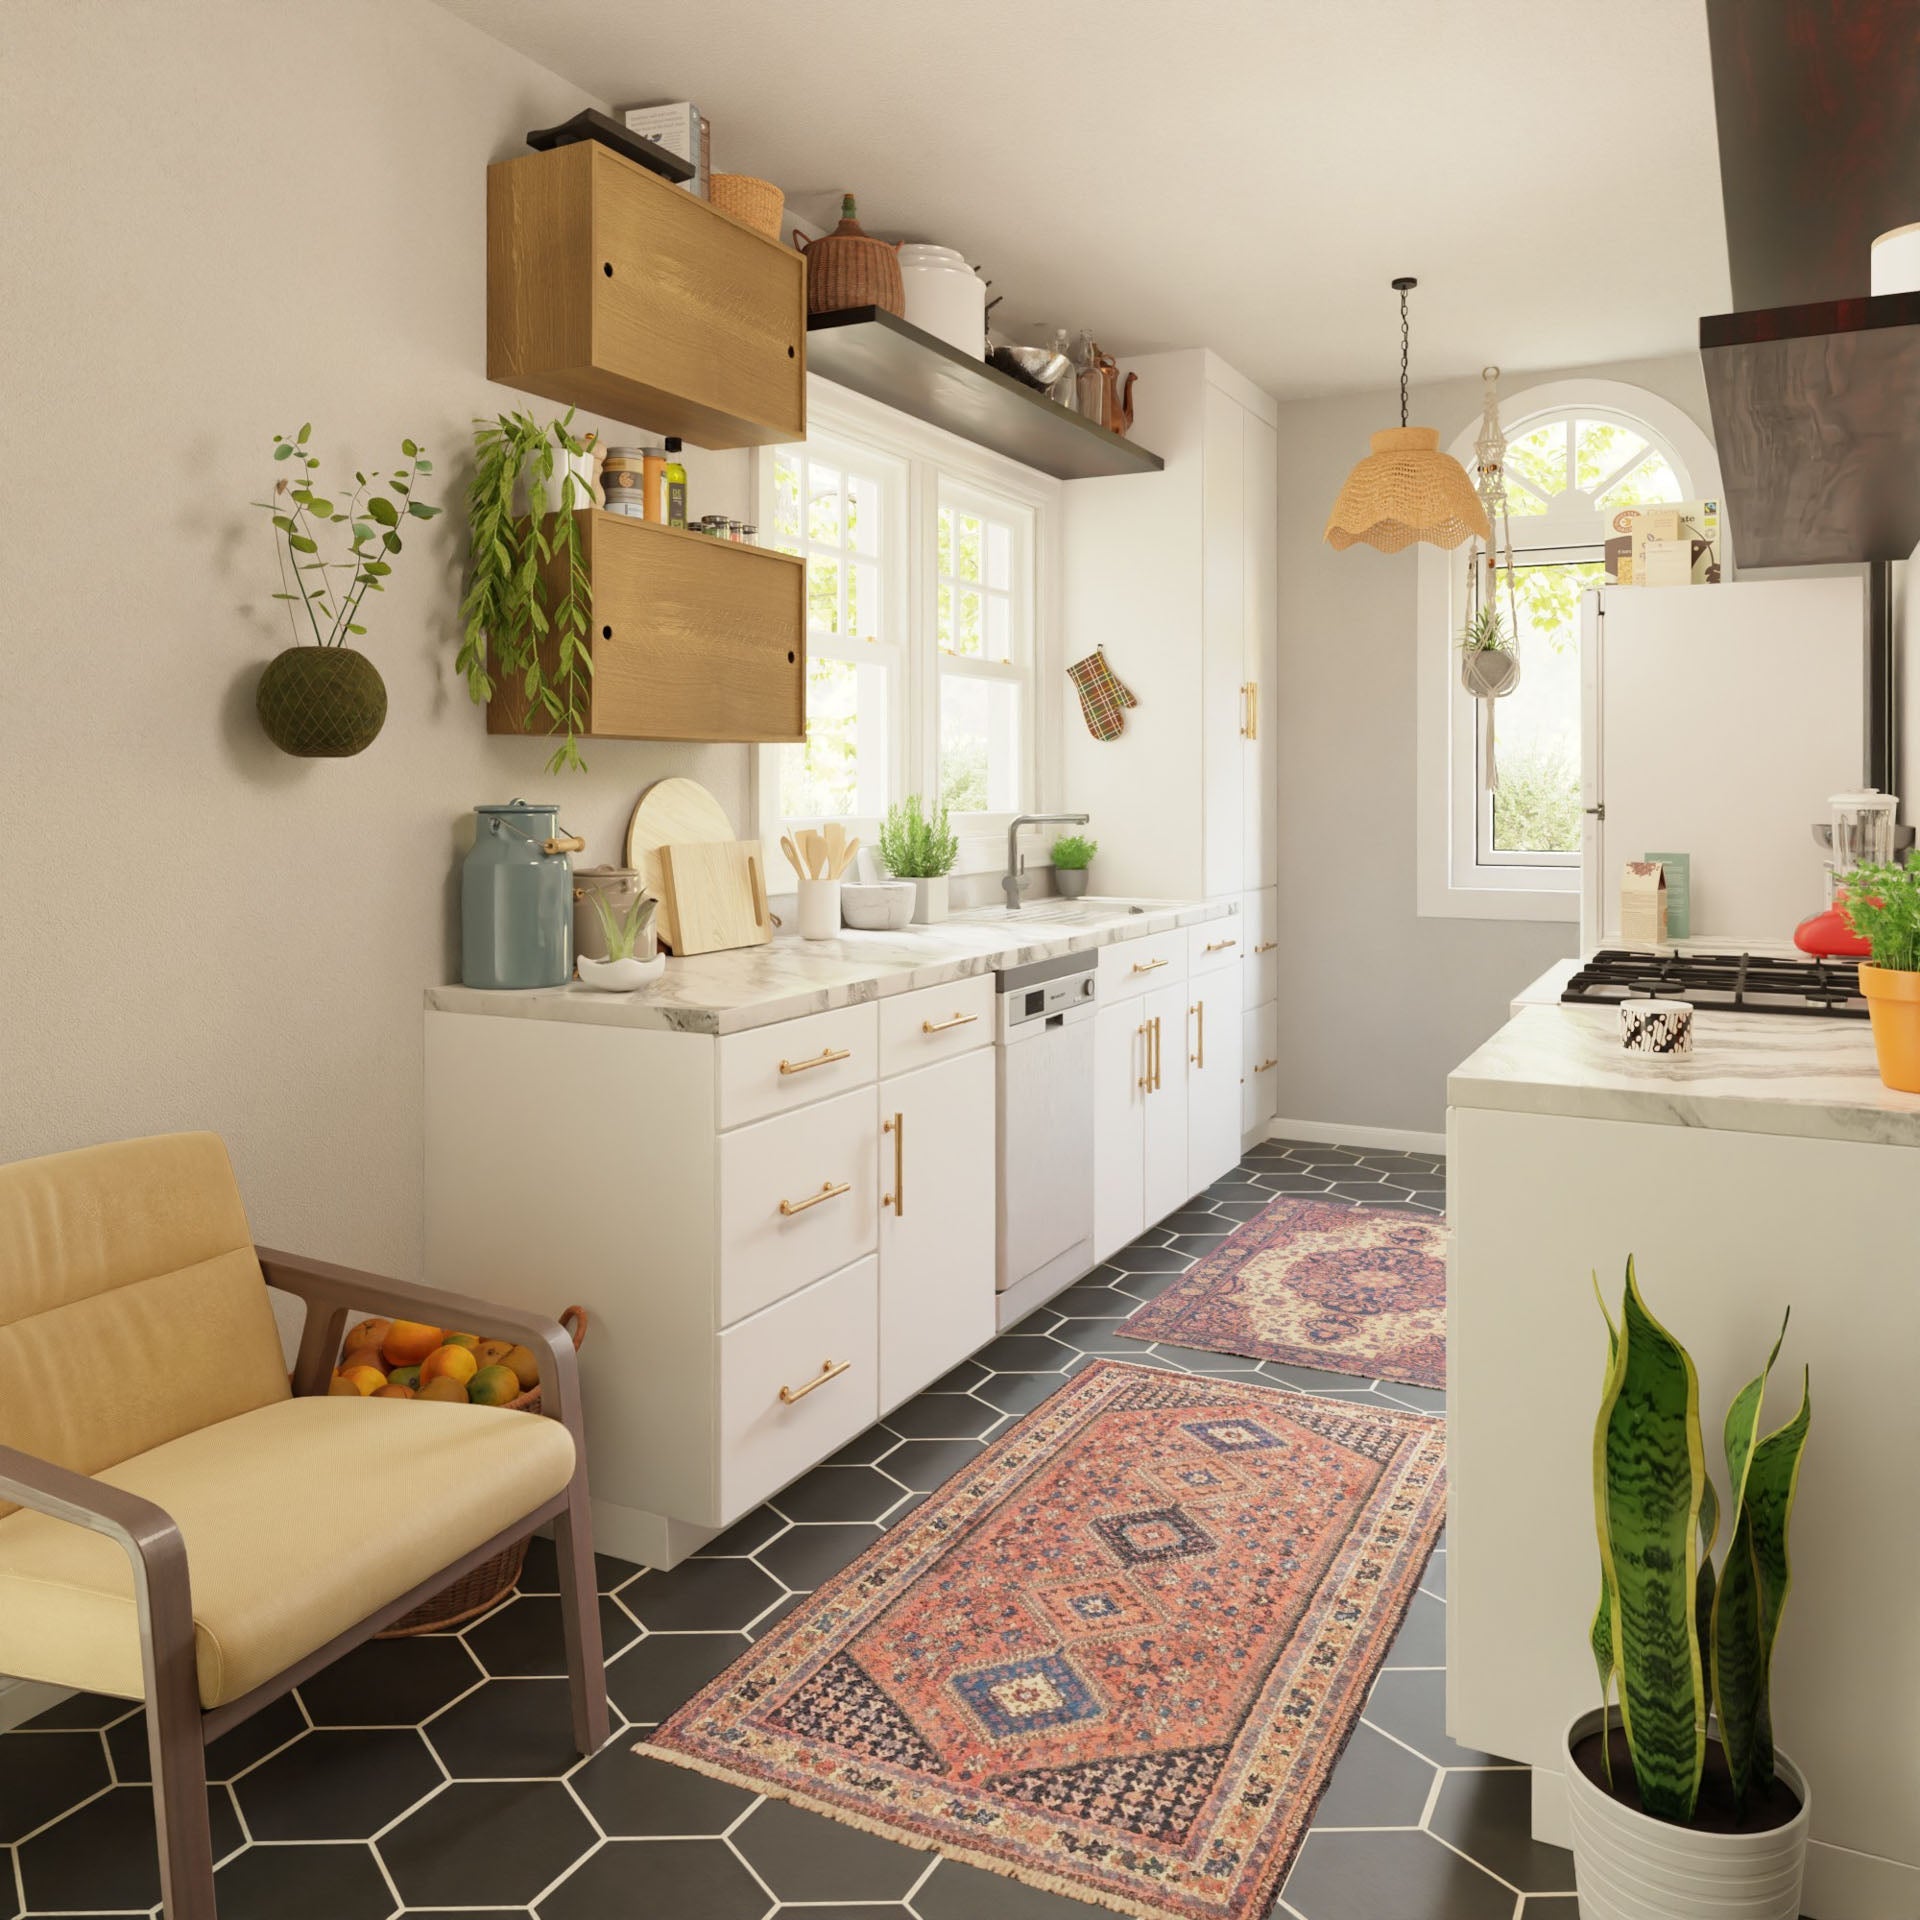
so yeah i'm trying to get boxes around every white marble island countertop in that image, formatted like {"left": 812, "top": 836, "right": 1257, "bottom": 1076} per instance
{"left": 1450, "top": 997, "right": 1920, "bottom": 1149}
{"left": 426, "top": 896, "right": 1233, "bottom": 1037}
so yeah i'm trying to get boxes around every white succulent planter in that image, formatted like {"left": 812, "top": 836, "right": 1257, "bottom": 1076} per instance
{"left": 1564, "top": 1709, "right": 1810, "bottom": 1920}
{"left": 1460, "top": 646, "right": 1521, "bottom": 699}
{"left": 576, "top": 953, "right": 665, "bottom": 992}
{"left": 907, "top": 874, "right": 949, "bottom": 924}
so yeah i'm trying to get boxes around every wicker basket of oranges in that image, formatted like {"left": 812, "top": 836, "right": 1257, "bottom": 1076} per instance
{"left": 328, "top": 1308, "right": 588, "bottom": 1634}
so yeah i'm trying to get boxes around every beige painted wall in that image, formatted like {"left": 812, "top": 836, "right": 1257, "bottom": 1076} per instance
{"left": 0, "top": 1, "right": 755, "bottom": 1271}
{"left": 1270, "top": 352, "right": 1716, "bottom": 1138}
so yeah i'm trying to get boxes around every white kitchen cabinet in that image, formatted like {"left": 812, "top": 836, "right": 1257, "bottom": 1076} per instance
{"left": 1063, "top": 350, "right": 1278, "bottom": 905}
{"left": 1142, "top": 978, "right": 1192, "bottom": 1225}
{"left": 1186, "top": 963, "right": 1243, "bottom": 1194}
{"left": 1093, "top": 998, "right": 1149, "bottom": 1263}
{"left": 1239, "top": 885, "right": 1278, "bottom": 1144}
{"left": 877, "top": 1046, "right": 995, "bottom": 1409}
{"left": 1242, "top": 998, "right": 1279, "bottom": 1139}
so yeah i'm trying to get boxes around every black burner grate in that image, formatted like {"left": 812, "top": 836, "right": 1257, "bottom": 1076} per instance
{"left": 1561, "top": 949, "right": 1868, "bottom": 1019}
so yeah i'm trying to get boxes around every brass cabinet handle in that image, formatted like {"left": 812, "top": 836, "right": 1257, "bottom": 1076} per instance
{"left": 1254, "top": 1057, "right": 1278, "bottom": 1073}
{"left": 1253, "top": 940, "right": 1277, "bottom": 955}
{"left": 882, "top": 1111, "right": 904, "bottom": 1216}
{"left": 921, "top": 1011, "right": 978, "bottom": 1034}
{"left": 1151, "top": 1015, "right": 1164, "bottom": 1093}
{"left": 1190, "top": 999, "right": 1204, "bottom": 1069}
{"left": 778, "top": 1179, "right": 850, "bottom": 1216}
{"left": 1248, "top": 682, "right": 1259, "bottom": 740}
{"left": 779, "top": 1357, "right": 851, "bottom": 1404}
{"left": 1131, "top": 956, "right": 1168, "bottom": 974}
{"left": 1204, "top": 936, "right": 1238, "bottom": 953}
{"left": 779, "top": 1045, "right": 851, "bottom": 1076}
{"left": 1136, "top": 1019, "right": 1151, "bottom": 1091}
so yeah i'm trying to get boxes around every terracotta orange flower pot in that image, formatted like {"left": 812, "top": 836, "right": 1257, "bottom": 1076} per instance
{"left": 1859, "top": 964, "right": 1920, "bottom": 1092}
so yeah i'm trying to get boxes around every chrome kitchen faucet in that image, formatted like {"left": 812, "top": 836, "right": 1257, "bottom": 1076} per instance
{"left": 1003, "top": 812, "right": 1091, "bottom": 909}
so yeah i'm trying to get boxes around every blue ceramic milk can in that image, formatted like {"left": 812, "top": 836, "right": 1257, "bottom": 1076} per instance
{"left": 461, "top": 800, "right": 585, "bottom": 989}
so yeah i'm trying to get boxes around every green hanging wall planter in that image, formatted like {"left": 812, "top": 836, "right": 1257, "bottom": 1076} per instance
{"left": 257, "top": 645, "right": 389, "bottom": 758}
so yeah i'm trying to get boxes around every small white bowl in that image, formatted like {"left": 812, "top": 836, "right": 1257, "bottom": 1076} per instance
{"left": 578, "top": 953, "right": 666, "bottom": 991}
{"left": 839, "top": 881, "right": 916, "bottom": 931}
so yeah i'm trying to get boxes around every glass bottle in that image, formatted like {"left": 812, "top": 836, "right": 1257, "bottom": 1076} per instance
{"left": 663, "top": 438, "right": 688, "bottom": 529}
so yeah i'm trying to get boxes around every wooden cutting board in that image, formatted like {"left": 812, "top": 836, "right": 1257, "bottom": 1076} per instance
{"left": 625, "top": 778, "right": 734, "bottom": 951}
{"left": 658, "top": 840, "right": 774, "bottom": 956}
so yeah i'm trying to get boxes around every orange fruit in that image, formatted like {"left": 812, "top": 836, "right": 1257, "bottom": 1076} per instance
{"left": 468, "top": 1364, "right": 520, "bottom": 1406}
{"left": 474, "top": 1339, "right": 515, "bottom": 1370}
{"left": 345, "top": 1317, "right": 393, "bottom": 1355}
{"left": 503, "top": 1344, "right": 540, "bottom": 1391}
{"left": 388, "top": 1364, "right": 422, "bottom": 1391}
{"left": 382, "top": 1320, "right": 445, "bottom": 1368}
{"left": 337, "top": 1364, "right": 388, "bottom": 1396}
{"left": 417, "top": 1375, "right": 470, "bottom": 1403}
{"left": 373, "top": 1382, "right": 415, "bottom": 1399}
{"left": 340, "top": 1345, "right": 386, "bottom": 1377}
{"left": 419, "top": 1344, "right": 478, "bottom": 1388}
{"left": 327, "top": 1371, "right": 362, "bottom": 1397}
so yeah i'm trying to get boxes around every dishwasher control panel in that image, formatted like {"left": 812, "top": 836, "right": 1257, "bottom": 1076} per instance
{"left": 995, "top": 949, "right": 1098, "bottom": 1036}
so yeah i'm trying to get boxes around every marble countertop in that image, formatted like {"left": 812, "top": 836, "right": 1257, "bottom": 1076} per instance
{"left": 1451, "top": 995, "right": 1920, "bottom": 1149}
{"left": 426, "top": 896, "right": 1233, "bottom": 1037}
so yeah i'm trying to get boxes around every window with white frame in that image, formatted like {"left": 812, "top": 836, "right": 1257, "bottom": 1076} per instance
{"left": 1415, "top": 380, "right": 1720, "bottom": 922}
{"left": 759, "top": 402, "right": 1048, "bottom": 859}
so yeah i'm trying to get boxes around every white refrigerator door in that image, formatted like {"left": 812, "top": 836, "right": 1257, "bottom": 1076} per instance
{"left": 1580, "top": 576, "right": 1865, "bottom": 950}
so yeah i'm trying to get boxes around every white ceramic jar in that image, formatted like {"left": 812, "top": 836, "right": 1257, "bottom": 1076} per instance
{"left": 897, "top": 245, "right": 986, "bottom": 358}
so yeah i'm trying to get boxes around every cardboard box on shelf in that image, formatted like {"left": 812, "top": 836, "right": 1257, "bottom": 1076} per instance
{"left": 1644, "top": 851, "right": 1691, "bottom": 939}
{"left": 1620, "top": 860, "right": 1669, "bottom": 946}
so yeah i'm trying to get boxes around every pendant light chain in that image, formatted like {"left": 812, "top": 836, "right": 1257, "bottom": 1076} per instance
{"left": 1398, "top": 285, "right": 1410, "bottom": 429}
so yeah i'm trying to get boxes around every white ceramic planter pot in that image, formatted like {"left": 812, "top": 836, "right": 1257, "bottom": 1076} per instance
{"left": 908, "top": 874, "right": 949, "bottom": 924}
{"left": 1564, "top": 1710, "right": 1810, "bottom": 1920}
{"left": 577, "top": 953, "right": 665, "bottom": 992}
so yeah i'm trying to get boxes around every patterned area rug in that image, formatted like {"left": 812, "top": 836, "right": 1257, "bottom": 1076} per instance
{"left": 641, "top": 1360, "right": 1446, "bottom": 1920}
{"left": 1118, "top": 1198, "right": 1448, "bottom": 1388}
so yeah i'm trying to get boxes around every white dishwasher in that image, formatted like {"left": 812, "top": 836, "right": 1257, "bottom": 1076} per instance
{"left": 994, "top": 949, "right": 1098, "bottom": 1327}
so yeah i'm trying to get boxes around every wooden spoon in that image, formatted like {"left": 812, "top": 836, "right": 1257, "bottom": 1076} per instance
{"left": 834, "top": 835, "right": 861, "bottom": 878}
{"left": 780, "top": 835, "right": 809, "bottom": 884}
{"left": 824, "top": 822, "right": 846, "bottom": 877}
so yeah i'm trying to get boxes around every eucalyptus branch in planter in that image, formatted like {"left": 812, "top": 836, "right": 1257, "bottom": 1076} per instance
{"left": 457, "top": 409, "right": 597, "bottom": 774}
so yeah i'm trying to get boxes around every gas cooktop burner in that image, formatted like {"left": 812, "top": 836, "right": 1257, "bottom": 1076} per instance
{"left": 1561, "top": 950, "right": 1868, "bottom": 1019}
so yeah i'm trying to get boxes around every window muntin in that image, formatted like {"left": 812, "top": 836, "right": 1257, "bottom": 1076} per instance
{"left": 936, "top": 488, "right": 1031, "bottom": 817}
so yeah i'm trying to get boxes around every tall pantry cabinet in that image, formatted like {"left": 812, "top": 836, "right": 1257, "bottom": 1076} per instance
{"left": 1062, "top": 350, "right": 1279, "bottom": 1150}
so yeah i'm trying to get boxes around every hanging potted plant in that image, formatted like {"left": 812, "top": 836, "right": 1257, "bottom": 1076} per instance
{"left": 1460, "top": 368, "right": 1522, "bottom": 787}
{"left": 1839, "top": 850, "right": 1920, "bottom": 1091}
{"left": 252, "top": 426, "right": 439, "bottom": 757}
{"left": 1457, "top": 600, "right": 1520, "bottom": 699}
{"left": 878, "top": 795, "right": 959, "bottom": 924}
{"left": 1572, "top": 1261, "right": 1813, "bottom": 1920}
{"left": 457, "top": 409, "right": 597, "bottom": 774}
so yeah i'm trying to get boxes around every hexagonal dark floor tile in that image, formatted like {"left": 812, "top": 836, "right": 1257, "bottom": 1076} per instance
{"left": 236, "top": 1726, "right": 443, "bottom": 1839}
{"left": 925, "top": 1357, "right": 991, "bottom": 1392}
{"left": 1378, "top": 1381, "right": 1446, "bottom": 1414}
{"left": 1364, "top": 1669, "right": 1507, "bottom": 1768}
{"left": 380, "top": 1779, "right": 592, "bottom": 1908}
{"left": 733, "top": 1795, "right": 925, "bottom": 1902}
{"left": 17, "top": 1783, "right": 242, "bottom": 1912}
{"left": 1158, "top": 1346, "right": 1265, "bottom": 1376}
{"left": 1166, "top": 1233, "right": 1234, "bottom": 1258}
{"left": 464, "top": 1593, "right": 638, "bottom": 1677}
{"left": 1386, "top": 1590, "right": 1446, "bottom": 1668}
{"left": 429, "top": 1677, "right": 608, "bottom": 1781}
{"left": 605, "top": 1634, "right": 747, "bottom": 1726}
{"left": 1211, "top": 1200, "right": 1277, "bottom": 1222}
{"left": 1429, "top": 1767, "right": 1576, "bottom": 1892}
{"left": 1108, "top": 1267, "right": 1186, "bottom": 1302}
{"left": 1156, "top": 1207, "right": 1229, "bottom": 1232}
{"left": 971, "top": 1370, "right": 1069, "bottom": 1418}
{"left": 1306, "top": 1722, "right": 1436, "bottom": 1829}
{"left": 1251, "top": 1172, "right": 1337, "bottom": 1195}
{"left": 880, "top": 1437, "right": 983, "bottom": 1492}
{"left": 882, "top": 1391, "right": 1000, "bottom": 1440}
{"left": 1282, "top": 1827, "right": 1514, "bottom": 1920}
{"left": 754, "top": 1522, "right": 879, "bottom": 1592}
{"left": 1048, "top": 1317, "right": 1139, "bottom": 1354}
{"left": 621, "top": 1556, "right": 785, "bottom": 1632}
{"left": 213, "top": 1839, "right": 394, "bottom": 1920}
{"left": 693, "top": 1506, "right": 787, "bottom": 1558}
{"left": 0, "top": 1729, "right": 109, "bottom": 1842}
{"left": 18, "top": 1692, "right": 136, "bottom": 1732}
{"left": 824, "top": 1425, "right": 898, "bottom": 1465}
{"left": 1045, "top": 1278, "right": 1133, "bottom": 1319}
{"left": 769, "top": 1463, "right": 908, "bottom": 1524}
{"left": 1260, "top": 1363, "right": 1375, "bottom": 1392}
{"left": 516, "top": 1534, "right": 642, "bottom": 1597}
{"left": 974, "top": 1333, "right": 1074, "bottom": 1373}
{"left": 538, "top": 1836, "right": 763, "bottom": 1920}
{"left": 107, "top": 1689, "right": 307, "bottom": 1786}
{"left": 299, "top": 1632, "right": 482, "bottom": 1726}
{"left": 1421, "top": 1548, "right": 1447, "bottom": 1598}
{"left": 747, "top": 1592, "right": 806, "bottom": 1639}
{"left": 1105, "top": 1242, "right": 1197, "bottom": 1274}
{"left": 913, "top": 1857, "right": 1093, "bottom": 1918}
{"left": 568, "top": 1744, "right": 753, "bottom": 1838}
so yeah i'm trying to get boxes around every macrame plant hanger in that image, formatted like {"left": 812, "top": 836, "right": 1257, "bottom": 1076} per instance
{"left": 1463, "top": 366, "right": 1522, "bottom": 790}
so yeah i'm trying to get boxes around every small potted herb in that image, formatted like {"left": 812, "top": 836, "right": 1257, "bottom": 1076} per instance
{"left": 577, "top": 889, "right": 660, "bottom": 992}
{"left": 253, "top": 425, "right": 439, "bottom": 757}
{"left": 1050, "top": 833, "right": 1098, "bottom": 899}
{"left": 1840, "top": 849, "right": 1920, "bottom": 1090}
{"left": 878, "top": 796, "right": 959, "bottom": 924}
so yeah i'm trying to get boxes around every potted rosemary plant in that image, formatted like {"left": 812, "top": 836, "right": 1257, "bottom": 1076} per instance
{"left": 879, "top": 796, "right": 959, "bottom": 924}
{"left": 1840, "top": 850, "right": 1920, "bottom": 1091}
{"left": 253, "top": 426, "right": 439, "bottom": 757}
{"left": 1572, "top": 1261, "right": 1812, "bottom": 1920}
{"left": 1050, "top": 833, "right": 1098, "bottom": 899}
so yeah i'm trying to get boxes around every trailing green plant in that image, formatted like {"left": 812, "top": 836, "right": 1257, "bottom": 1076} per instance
{"left": 589, "top": 889, "right": 656, "bottom": 963}
{"left": 1050, "top": 834, "right": 1098, "bottom": 870}
{"left": 1459, "top": 600, "right": 1510, "bottom": 653}
{"left": 1840, "top": 850, "right": 1920, "bottom": 971}
{"left": 458, "top": 409, "right": 596, "bottom": 774}
{"left": 253, "top": 425, "right": 439, "bottom": 648}
{"left": 878, "top": 796, "right": 959, "bottom": 878}
{"left": 1589, "top": 1260, "right": 1811, "bottom": 1824}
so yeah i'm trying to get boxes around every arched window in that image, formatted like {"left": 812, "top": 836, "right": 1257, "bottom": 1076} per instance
{"left": 1415, "top": 379, "right": 1723, "bottom": 921}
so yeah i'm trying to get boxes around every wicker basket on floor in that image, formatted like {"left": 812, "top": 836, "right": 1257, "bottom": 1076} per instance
{"left": 350, "top": 1305, "right": 589, "bottom": 1637}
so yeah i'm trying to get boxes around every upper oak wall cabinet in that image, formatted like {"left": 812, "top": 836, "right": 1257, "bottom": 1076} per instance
{"left": 487, "top": 141, "right": 807, "bottom": 448}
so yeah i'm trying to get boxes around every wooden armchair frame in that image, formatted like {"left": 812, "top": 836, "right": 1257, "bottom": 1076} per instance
{"left": 0, "top": 1248, "right": 609, "bottom": 1920}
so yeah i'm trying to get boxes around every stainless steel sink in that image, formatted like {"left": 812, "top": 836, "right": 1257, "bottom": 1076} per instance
{"left": 959, "top": 898, "right": 1155, "bottom": 926}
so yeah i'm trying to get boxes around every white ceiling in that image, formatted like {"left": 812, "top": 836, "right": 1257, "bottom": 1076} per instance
{"left": 438, "top": 0, "right": 1730, "bottom": 402}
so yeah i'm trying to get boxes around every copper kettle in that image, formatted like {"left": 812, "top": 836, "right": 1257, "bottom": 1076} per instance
{"left": 1077, "top": 342, "right": 1137, "bottom": 436}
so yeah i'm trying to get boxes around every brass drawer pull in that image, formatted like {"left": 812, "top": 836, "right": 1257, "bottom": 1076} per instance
{"left": 1150, "top": 1015, "right": 1164, "bottom": 1092}
{"left": 779, "top": 1045, "right": 851, "bottom": 1076}
{"left": 921, "top": 1011, "right": 978, "bottom": 1034}
{"left": 1131, "top": 956, "right": 1169, "bottom": 974}
{"left": 1254, "top": 1057, "right": 1278, "bottom": 1073}
{"left": 1253, "top": 940, "right": 1277, "bottom": 954}
{"left": 1205, "top": 936, "right": 1238, "bottom": 953}
{"left": 1190, "top": 1000, "right": 1204, "bottom": 1068}
{"left": 883, "top": 1111, "right": 904, "bottom": 1216}
{"left": 778, "top": 1179, "right": 850, "bottom": 1216}
{"left": 779, "top": 1357, "right": 851, "bottom": 1404}
{"left": 1136, "top": 1020, "right": 1151, "bottom": 1091}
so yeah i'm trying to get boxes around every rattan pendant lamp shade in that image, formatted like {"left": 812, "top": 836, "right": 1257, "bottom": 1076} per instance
{"left": 1325, "top": 278, "right": 1490, "bottom": 553}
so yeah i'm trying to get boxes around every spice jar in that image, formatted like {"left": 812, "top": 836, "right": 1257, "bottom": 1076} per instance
{"left": 641, "top": 446, "right": 667, "bottom": 523}
{"left": 601, "top": 447, "right": 646, "bottom": 517}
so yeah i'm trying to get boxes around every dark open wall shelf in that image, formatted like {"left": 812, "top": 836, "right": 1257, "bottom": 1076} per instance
{"left": 805, "top": 308, "right": 1164, "bottom": 480}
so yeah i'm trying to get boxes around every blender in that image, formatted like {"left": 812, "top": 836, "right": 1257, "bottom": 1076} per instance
{"left": 1794, "top": 789, "right": 1902, "bottom": 957}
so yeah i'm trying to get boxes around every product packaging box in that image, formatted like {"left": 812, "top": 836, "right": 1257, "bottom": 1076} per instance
{"left": 1620, "top": 860, "right": 1669, "bottom": 946}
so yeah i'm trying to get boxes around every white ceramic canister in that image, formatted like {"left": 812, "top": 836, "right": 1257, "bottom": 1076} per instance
{"left": 897, "top": 245, "right": 987, "bottom": 358}
{"left": 1870, "top": 222, "right": 1920, "bottom": 295}
{"left": 797, "top": 877, "right": 842, "bottom": 940}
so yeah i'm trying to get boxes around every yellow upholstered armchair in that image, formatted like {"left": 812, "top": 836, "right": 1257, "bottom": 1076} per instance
{"left": 0, "top": 1133, "right": 609, "bottom": 1920}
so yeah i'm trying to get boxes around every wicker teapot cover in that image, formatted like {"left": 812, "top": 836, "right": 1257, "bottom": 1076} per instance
{"left": 795, "top": 193, "right": 903, "bottom": 317}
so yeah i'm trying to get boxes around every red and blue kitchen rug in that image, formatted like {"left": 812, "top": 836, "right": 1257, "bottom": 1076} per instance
{"left": 1117, "top": 1198, "right": 1449, "bottom": 1389}
{"left": 639, "top": 1359, "right": 1446, "bottom": 1920}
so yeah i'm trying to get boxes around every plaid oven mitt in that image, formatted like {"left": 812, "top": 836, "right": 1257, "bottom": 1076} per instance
{"left": 1066, "top": 648, "right": 1139, "bottom": 741}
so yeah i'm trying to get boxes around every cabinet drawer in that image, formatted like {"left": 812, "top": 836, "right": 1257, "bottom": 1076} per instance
{"left": 1188, "top": 918, "right": 1243, "bottom": 976}
{"left": 717, "top": 1256, "right": 879, "bottom": 1522}
{"left": 1240, "top": 888, "right": 1279, "bottom": 1008}
{"left": 1097, "top": 929, "right": 1188, "bottom": 1003}
{"left": 878, "top": 974, "right": 995, "bottom": 1078}
{"left": 719, "top": 1003, "right": 877, "bottom": 1130}
{"left": 718, "top": 1087, "right": 878, "bottom": 1325}
{"left": 1242, "top": 1001, "right": 1279, "bottom": 1137}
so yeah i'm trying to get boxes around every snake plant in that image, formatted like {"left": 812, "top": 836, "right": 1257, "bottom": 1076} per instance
{"left": 1589, "top": 1261, "right": 1811, "bottom": 1822}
